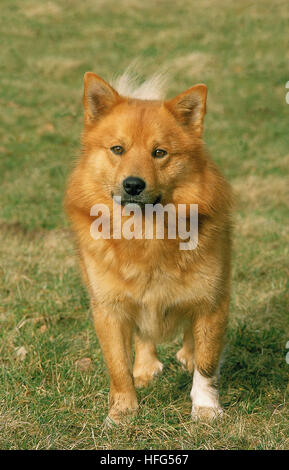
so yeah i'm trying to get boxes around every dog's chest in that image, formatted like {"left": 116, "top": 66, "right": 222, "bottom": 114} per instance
{"left": 86, "top": 241, "right": 220, "bottom": 336}
{"left": 131, "top": 260, "right": 219, "bottom": 341}
{"left": 120, "top": 251, "right": 215, "bottom": 309}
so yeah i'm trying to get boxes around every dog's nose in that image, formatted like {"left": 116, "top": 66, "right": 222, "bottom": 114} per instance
{"left": 123, "top": 177, "right": 146, "bottom": 196}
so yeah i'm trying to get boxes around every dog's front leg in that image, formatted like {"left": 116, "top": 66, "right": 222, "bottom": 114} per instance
{"left": 133, "top": 333, "right": 163, "bottom": 388}
{"left": 190, "top": 296, "right": 229, "bottom": 421}
{"left": 176, "top": 321, "right": 194, "bottom": 373}
{"left": 92, "top": 306, "right": 138, "bottom": 424}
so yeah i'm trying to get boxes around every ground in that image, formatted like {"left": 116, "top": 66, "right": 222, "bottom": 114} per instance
{"left": 0, "top": 0, "right": 288, "bottom": 450}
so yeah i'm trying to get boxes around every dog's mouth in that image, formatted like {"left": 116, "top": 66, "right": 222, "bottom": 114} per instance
{"left": 121, "top": 194, "right": 162, "bottom": 207}
{"left": 111, "top": 193, "right": 162, "bottom": 207}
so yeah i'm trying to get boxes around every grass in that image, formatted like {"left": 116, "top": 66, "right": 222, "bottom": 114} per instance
{"left": 0, "top": 0, "right": 288, "bottom": 450}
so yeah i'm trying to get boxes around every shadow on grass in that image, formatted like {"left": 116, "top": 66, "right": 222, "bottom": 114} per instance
{"left": 143, "top": 316, "right": 288, "bottom": 414}
{"left": 221, "top": 319, "right": 288, "bottom": 404}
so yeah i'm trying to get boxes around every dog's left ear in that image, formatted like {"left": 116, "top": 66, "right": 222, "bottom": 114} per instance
{"left": 165, "top": 84, "right": 207, "bottom": 137}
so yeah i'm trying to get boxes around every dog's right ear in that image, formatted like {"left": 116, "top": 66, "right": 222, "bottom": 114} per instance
{"left": 83, "top": 73, "right": 121, "bottom": 124}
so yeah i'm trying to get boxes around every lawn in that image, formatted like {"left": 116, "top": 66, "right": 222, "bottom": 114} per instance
{"left": 0, "top": 0, "right": 288, "bottom": 450}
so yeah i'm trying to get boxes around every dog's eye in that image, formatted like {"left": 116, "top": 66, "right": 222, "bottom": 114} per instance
{"left": 110, "top": 145, "right": 124, "bottom": 155}
{"left": 152, "top": 148, "right": 167, "bottom": 159}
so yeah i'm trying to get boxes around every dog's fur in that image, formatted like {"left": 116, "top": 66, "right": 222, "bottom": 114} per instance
{"left": 65, "top": 70, "right": 232, "bottom": 423}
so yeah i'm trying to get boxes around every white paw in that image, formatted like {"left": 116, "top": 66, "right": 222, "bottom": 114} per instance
{"left": 190, "top": 370, "right": 222, "bottom": 421}
{"left": 192, "top": 405, "right": 223, "bottom": 421}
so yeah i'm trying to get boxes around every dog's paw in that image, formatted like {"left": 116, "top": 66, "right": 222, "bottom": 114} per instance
{"left": 133, "top": 359, "right": 163, "bottom": 388}
{"left": 107, "top": 392, "right": 138, "bottom": 424}
{"left": 176, "top": 348, "right": 194, "bottom": 373}
{"left": 191, "top": 405, "right": 223, "bottom": 422}
{"left": 104, "top": 415, "right": 118, "bottom": 428}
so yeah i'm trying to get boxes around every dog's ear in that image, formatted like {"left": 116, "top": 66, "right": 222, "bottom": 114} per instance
{"left": 83, "top": 72, "right": 122, "bottom": 124}
{"left": 165, "top": 84, "right": 207, "bottom": 137}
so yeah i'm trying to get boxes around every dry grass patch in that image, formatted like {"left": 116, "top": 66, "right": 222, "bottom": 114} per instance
{"left": 23, "top": 1, "right": 62, "bottom": 19}
{"left": 32, "top": 57, "right": 85, "bottom": 78}
{"left": 233, "top": 175, "right": 289, "bottom": 210}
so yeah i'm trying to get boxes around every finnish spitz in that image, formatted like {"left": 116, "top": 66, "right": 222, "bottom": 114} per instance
{"left": 65, "top": 70, "right": 232, "bottom": 424}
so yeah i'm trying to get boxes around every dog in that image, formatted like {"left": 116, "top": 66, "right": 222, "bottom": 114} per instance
{"left": 65, "top": 69, "right": 232, "bottom": 424}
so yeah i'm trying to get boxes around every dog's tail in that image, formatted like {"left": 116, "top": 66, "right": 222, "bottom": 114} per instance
{"left": 110, "top": 60, "right": 168, "bottom": 100}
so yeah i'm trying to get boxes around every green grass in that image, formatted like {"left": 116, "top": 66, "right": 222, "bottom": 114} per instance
{"left": 0, "top": 0, "right": 288, "bottom": 450}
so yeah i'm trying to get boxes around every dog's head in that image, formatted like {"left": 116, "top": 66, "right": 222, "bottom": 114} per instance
{"left": 81, "top": 72, "right": 207, "bottom": 209}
